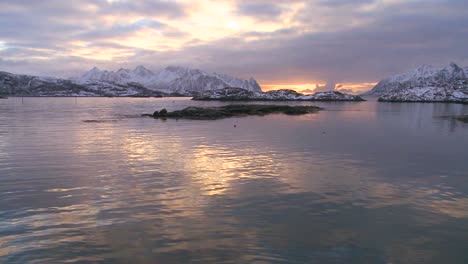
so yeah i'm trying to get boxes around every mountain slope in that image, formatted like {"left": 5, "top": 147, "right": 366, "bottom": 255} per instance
{"left": 0, "top": 71, "right": 95, "bottom": 96}
{"left": 365, "top": 63, "right": 468, "bottom": 103}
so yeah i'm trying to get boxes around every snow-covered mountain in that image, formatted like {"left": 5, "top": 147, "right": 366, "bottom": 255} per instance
{"left": 193, "top": 87, "right": 365, "bottom": 101}
{"left": 365, "top": 63, "right": 468, "bottom": 102}
{"left": 76, "top": 65, "right": 262, "bottom": 95}
{"left": 0, "top": 71, "right": 165, "bottom": 97}
{"left": 0, "top": 66, "right": 262, "bottom": 96}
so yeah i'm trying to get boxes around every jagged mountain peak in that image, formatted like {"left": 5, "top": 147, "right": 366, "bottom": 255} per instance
{"left": 442, "top": 62, "right": 465, "bottom": 79}
{"left": 132, "top": 65, "right": 154, "bottom": 77}
{"left": 81, "top": 66, "right": 105, "bottom": 81}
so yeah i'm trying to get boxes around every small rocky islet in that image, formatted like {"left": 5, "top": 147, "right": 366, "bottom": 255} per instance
{"left": 142, "top": 104, "right": 322, "bottom": 120}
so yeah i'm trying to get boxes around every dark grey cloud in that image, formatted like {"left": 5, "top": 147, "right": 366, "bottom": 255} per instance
{"left": 235, "top": 2, "right": 287, "bottom": 21}
{"left": 103, "top": 0, "right": 187, "bottom": 18}
{"left": 318, "top": 0, "right": 375, "bottom": 7}
{"left": 241, "top": 28, "right": 299, "bottom": 38}
{"left": 78, "top": 19, "right": 187, "bottom": 40}
{"left": 337, "top": 88, "right": 353, "bottom": 94}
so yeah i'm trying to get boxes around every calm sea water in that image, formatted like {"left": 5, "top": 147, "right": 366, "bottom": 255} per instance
{"left": 1, "top": 97, "right": 468, "bottom": 264}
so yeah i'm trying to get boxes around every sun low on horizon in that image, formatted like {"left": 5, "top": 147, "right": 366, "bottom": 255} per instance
{"left": 1, "top": 0, "right": 467, "bottom": 94}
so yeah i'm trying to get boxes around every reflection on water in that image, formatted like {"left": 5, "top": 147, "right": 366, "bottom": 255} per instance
{"left": 1, "top": 97, "right": 468, "bottom": 263}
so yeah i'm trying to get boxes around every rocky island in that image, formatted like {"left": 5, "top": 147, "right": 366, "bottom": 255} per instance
{"left": 142, "top": 104, "right": 322, "bottom": 120}
{"left": 192, "top": 87, "right": 365, "bottom": 101}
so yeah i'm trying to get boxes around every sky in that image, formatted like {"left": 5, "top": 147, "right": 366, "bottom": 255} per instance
{"left": 1, "top": 0, "right": 467, "bottom": 93}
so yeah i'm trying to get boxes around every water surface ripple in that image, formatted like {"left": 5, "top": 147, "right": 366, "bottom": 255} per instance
{"left": 1, "top": 97, "right": 468, "bottom": 263}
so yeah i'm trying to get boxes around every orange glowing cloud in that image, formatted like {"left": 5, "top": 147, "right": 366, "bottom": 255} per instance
{"left": 261, "top": 82, "right": 377, "bottom": 94}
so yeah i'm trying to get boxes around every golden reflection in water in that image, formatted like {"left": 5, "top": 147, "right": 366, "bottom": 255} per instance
{"left": 0, "top": 108, "right": 464, "bottom": 233}
{"left": 0, "top": 236, "right": 16, "bottom": 258}
{"left": 185, "top": 144, "right": 281, "bottom": 195}
{"left": 67, "top": 116, "right": 468, "bottom": 222}
{"left": 430, "top": 198, "right": 468, "bottom": 218}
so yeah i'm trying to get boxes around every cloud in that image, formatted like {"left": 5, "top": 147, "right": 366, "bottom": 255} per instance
{"left": 234, "top": 2, "right": 288, "bottom": 21}
{"left": 337, "top": 88, "right": 354, "bottom": 94}
{"left": 313, "top": 81, "right": 337, "bottom": 93}
{"left": 78, "top": 19, "right": 187, "bottom": 41}
{"left": 103, "top": 0, "right": 187, "bottom": 18}
{"left": 300, "top": 88, "right": 315, "bottom": 94}
{"left": 317, "top": 0, "right": 375, "bottom": 7}
{"left": 0, "top": 0, "right": 467, "bottom": 87}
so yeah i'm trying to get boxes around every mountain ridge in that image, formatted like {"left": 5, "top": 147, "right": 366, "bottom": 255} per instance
{"left": 0, "top": 66, "right": 262, "bottom": 96}
{"left": 75, "top": 65, "right": 262, "bottom": 95}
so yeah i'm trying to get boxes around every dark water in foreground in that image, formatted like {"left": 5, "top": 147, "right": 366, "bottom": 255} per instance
{"left": 1, "top": 97, "right": 468, "bottom": 264}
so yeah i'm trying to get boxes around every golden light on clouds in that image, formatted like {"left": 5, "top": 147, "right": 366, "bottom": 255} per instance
{"left": 172, "top": 0, "right": 288, "bottom": 41}
{"left": 262, "top": 82, "right": 377, "bottom": 94}
{"left": 70, "top": 47, "right": 135, "bottom": 61}
{"left": 90, "top": 0, "right": 298, "bottom": 52}
{"left": 262, "top": 83, "right": 320, "bottom": 92}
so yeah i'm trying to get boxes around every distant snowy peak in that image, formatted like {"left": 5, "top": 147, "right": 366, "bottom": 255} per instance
{"left": 78, "top": 65, "right": 155, "bottom": 84}
{"left": 77, "top": 65, "right": 262, "bottom": 94}
{"left": 366, "top": 62, "right": 467, "bottom": 96}
{"left": 390, "top": 62, "right": 466, "bottom": 82}
{"left": 80, "top": 67, "right": 103, "bottom": 81}
{"left": 132, "top": 65, "right": 154, "bottom": 77}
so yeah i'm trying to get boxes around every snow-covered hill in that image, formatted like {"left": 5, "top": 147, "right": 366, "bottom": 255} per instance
{"left": 76, "top": 66, "right": 262, "bottom": 95}
{"left": 365, "top": 63, "right": 468, "bottom": 103}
